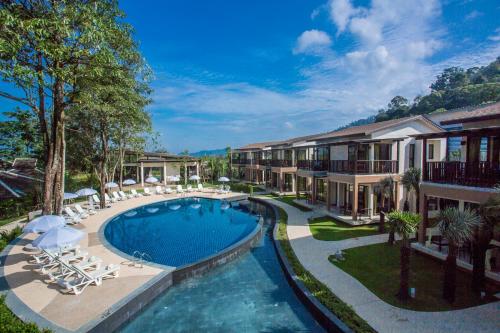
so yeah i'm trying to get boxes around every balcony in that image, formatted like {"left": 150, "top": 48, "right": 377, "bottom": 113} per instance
{"left": 271, "top": 159, "right": 294, "bottom": 167}
{"left": 330, "top": 160, "right": 398, "bottom": 174}
{"left": 297, "top": 160, "right": 329, "bottom": 171}
{"left": 424, "top": 161, "right": 500, "bottom": 188}
{"left": 258, "top": 159, "right": 271, "bottom": 166}
{"left": 231, "top": 159, "right": 250, "bottom": 165}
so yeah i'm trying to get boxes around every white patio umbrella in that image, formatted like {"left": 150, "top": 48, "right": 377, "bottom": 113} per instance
{"left": 145, "top": 176, "right": 159, "bottom": 184}
{"left": 218, "top": 177, "right": 230, "bottom": 182}
{"left": 63, "top": 192, "right": 78, "bottom": 200}
{"left": 32, "top": 226, "right": 85, "bottom": 250}
{"left": 123, "top": 179, "right": 136, "bottom": 186}
{"left": 167, "top": 175, "right": 180, "bottom": 182}
{"left": 75, "top": 188, "right": 97, "bottom": 197}
{"left": 105, "top": 182, "right": 119, "bottom": 189}
{"left": 24, "top": 215, "right": 66, "bottom": 233}
{"left": 189, "top": 175, "right": 201, "bottom": 183}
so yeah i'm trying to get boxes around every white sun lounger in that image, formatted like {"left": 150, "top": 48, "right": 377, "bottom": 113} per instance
{"left": 64, "top": 207, "right": 82, "bottom": 224}
{"left": 104, "top": 193, "right": 116, "bottom": 204}
{"left": 112, "top": 191, "right": 123, "bottom": 202}
{"left": 197, "top": 183, "right": 204, "bottom": 192}
{"left": 48, "top": 256, "right": 102, "bottom": 281}
{"left": 118, "top": 191, "right": 130, "bottom": 200}
{"left": 57, "top": 264, "right": 120, "bottom": 295}
{"left": 39, "top": 249, "right": 88, "bottom": 274}
{"left": 176, "top": 185, "right": 185, "bottom": 194}
{"left": 130, "top": 189, "right": 143, "bottom": 197}
{"left": 75, "top": 204, "right": 95, "bottom": 216}
{"left": 143, "top": 188, "right": 152, "bottom": 196}
{"left": 32, "top": 245, "right": 81, "bottom": 265}
{"left": 155, "top": 186, "right": 164, "bottom": 194}
{"left": 165, "top": 187, "right": 173, "bottom": 194}
{"left": 187, "top": 185, "right": 194, "bottom": 192}
{"left": 92, "top": 195, "right": 111, "bottom": 208}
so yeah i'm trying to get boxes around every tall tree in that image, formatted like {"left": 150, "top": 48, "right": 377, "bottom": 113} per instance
{"left": 387, "top": 211, "right": 421, "bottom": 301}
{"left": 438, "top": 208, "right": 479, "bottom": 303}
{"left": 0, "top": 0, "right": 143, "bottom": 214}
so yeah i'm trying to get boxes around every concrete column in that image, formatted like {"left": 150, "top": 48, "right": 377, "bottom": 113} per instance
{"left": 295, "top": 174, "right": 300, "bottom": 198}
{"left": 352, "top": 181, "right": 359, "bottom": 220}
{"left": 418, "top": 193, "right": 428, "bottom": 244}
{"left": 291, "top": 173, "right": 296, "bottom": 193}
{"left": 279, "top": 172, "right": 284, "bottom": 193}
{"left": 458, "top": 200, "right": 464, "bottom": 212}
{"left": 326, "top": 181, "right": 332, "bottom": 211}
{"left": 140, "top": 162, "right": 144, "bottom": 187}
{"left": 336, "top": 182, "right": 340, "bottom": 207}
{"left": 368, "top": 184, "right": 374, "bottom": 218}
{"left": 311, "top": 178, "right": 316, "bottom": 204}
{"left": 136, "top": 166, "right": 140, "bottom": 182}
{"left": 163, "top": 162, "right": 167, "bottom": 185}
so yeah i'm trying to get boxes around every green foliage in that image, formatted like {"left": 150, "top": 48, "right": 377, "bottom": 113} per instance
{"left": 0, "top": 296, "right": 51, "bottom": 333}
{"left": 0, "top": 108, "right": 42, "bottom": 161}
{"left": 0, "top": 193, "right": 39, "bottom": 221}
{"left": 276, "top": 207, "right": 375, "bottom": 333}
{"left": 332, "top": 242, "right": 490, "bottom": 311}
{"left": 386, "top": 211, "right": 421, "bottom": 240}
{"left": 0, "top": 226, "right": 22, "bottom": 247}
{"left": 438, "top": 208, "right": 480, "bottom": 245}
{"left": 374, "top": 57, "right": 500, "bottom": 122}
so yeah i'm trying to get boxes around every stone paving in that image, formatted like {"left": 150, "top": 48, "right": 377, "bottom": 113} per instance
{"left": 257, "top": 196, "right": 500, "bottom": 333}
{"left": 1, "top": 190, "right": 246, "bottom": 332}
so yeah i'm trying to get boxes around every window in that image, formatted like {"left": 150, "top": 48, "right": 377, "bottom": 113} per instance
{"left": 409, "top": 144, "right": 415, "bottom": 168}
{"left": 428, "top": 143, "right": 434, "bottom": 160}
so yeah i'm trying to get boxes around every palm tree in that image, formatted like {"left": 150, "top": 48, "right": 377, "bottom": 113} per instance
{"left": 472, "top": 194, "right": 500, "bottom": 292}
{"left": 387, "top": 211, "right": 421, "bottom": 301}
{"left": 438, "top": 208, "right": 480, "bottom": 303}
{"left": 401, "top": 168, "right": 421, "bottom": 213}
{"left": 377, "top": 177, "right": 394, "bottom": 234}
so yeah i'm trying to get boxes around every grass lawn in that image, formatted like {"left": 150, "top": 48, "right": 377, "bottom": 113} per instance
{"left": 331, "top": 242, "right": 497, "bottom": 311}
{"left": 309, "top": 216, "right": 385, "bottom": 241}
{"left": 265, "top": 194, "right": 312, "bottom": 212}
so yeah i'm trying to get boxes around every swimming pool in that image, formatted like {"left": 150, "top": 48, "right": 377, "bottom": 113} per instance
{"left": 103, "top": 197, "right": 260, "bottom": 267}
{"left": 119, "top": 200, "right": 324, "bottom": 332}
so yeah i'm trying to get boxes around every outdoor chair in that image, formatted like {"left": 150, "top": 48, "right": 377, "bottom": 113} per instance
{"left": 64, "top": 207, "right": 83, "bottom": 224}
{"left": 130, "top": 189, "right": 143, "bottom": 197}
{"left": 57, "top": 263, "right": 120, "bottom": 295}
{"left": 118, "top": 191, "right": 131, "bottom": 200}
{"left": 143, "top": 187, "right": 152, "bottom": 196}
{"left": 75, "top": 204, "right": 95, "bottom": 216}
{"left": 112, "top": 192, "right": 122, "bottom": 201}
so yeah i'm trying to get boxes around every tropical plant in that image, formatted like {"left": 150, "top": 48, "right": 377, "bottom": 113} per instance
{"left": 438, "top": 208, "right": 480, "bottom": 303}
{"left": 401, "top": 168, "right": 421, "bottom": 213}
{"left": 472, "top": 194, "right": 500, "bottom": 292}
{"left": 387, "top": 211, "right": 421, "bottom": 301}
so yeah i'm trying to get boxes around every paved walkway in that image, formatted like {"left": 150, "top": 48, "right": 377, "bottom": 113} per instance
{"left": 257, "top": 196, "right": 500, "bottom": 333}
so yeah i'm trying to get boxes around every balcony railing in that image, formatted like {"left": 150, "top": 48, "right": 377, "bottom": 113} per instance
{"left": 258, "top": 159, "right": 271, "bottom": 166}
{"left": 297, "top": 160, "right": 329, "bottom": 171}
{"left": 424, "top": 161, "right": 500, "bottom": 188}
{"left": 271, "top": 159, "right": 294, "bottom": 167}
{"left": 329, "top": 160, "right": 398, "bottom": 174}
{"left": 231, "top": 159, "right": 251, "bottom": 165}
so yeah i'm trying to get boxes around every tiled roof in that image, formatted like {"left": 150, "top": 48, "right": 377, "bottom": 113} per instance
{"left": 427, "top": 101, "right": 500, "bottom": 125}
{"left": 237, "top": 141, "right": 280, "bottom": 150}
{"left": 311, "top": 115, "right": 442, "bottom": 141}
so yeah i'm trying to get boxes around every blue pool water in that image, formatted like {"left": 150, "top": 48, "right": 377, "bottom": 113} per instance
{"left": 119, "top": 200, "right": 324, "bottom": 332}
{"left": 104, "top": 198, "right": 259, "bottom": 267}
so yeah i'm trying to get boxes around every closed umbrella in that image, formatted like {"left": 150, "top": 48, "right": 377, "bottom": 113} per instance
{"left": 32, "top": 226, "right": 84, "bottom": 250}
{"left": 24, "top": 215, "right": 66, "bottom": 233}
{"left": 145, "top": 176, "right": 159, "bottom": 184}
{"left": 105, "top": 182, "right": 119, "bottom": 189}
{"left": 123, "top": 179, "right": 136, "bottom": 186}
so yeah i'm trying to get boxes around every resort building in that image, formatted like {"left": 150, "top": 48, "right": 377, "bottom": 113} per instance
{"left": 414, "top": 102, "right": 500, "bottom": 279}
{"left": 231, "top": 141, "right": 277, "bottom": 184}
{"left": 123, "top": 151, "right": 201, "bottom": 186}
{"left": 294, "top": 116, "right": 443, "bottom": 223}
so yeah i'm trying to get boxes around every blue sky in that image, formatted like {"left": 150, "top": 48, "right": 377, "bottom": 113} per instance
{"left": 2, "top": 1, "right": 499, "bottom": 153}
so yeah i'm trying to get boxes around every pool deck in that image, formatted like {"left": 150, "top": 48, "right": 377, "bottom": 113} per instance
{"left": 0, "top": 190, "right": 247, "bottom": 332}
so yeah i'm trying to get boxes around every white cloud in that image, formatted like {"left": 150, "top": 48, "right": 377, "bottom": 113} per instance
{"left": 329, "top": 0, "right": 358, "bottom": 33}
{"left": 349, "top": 16, "right": 382, "bottom": 45}
{"left": 465, "top": 10, "right": 483, "bottom": 21}
{"left": 489, "top": 28, "right": 500, "bottom": 42}
{"left": 293, "top": 29, "right": 332, "bottom": 55}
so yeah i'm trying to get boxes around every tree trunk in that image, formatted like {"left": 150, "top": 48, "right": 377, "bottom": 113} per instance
{"left": 388, "top": 229, "right": 395, "bottom": 245}
{"left": 471, "top": 226, "right": 492, "bottom": 293}
{"left": 443, "top": 243, "right": 457, "bottom": 303}
{"left": 99, "top": 127, "right": 109, "bottom": 209}
{"left": 398, "top": 240, "right": 411, "bottom": 301}
{"left": 379, "top": 211, "right": 385, "bottom": 233}
{"left": 415, "top": 189, "right": 420, "bottom": 215}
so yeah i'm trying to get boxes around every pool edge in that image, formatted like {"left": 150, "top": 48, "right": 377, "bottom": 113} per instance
{"left": 249, "top": 197, "right": 352, "bottom": 333}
